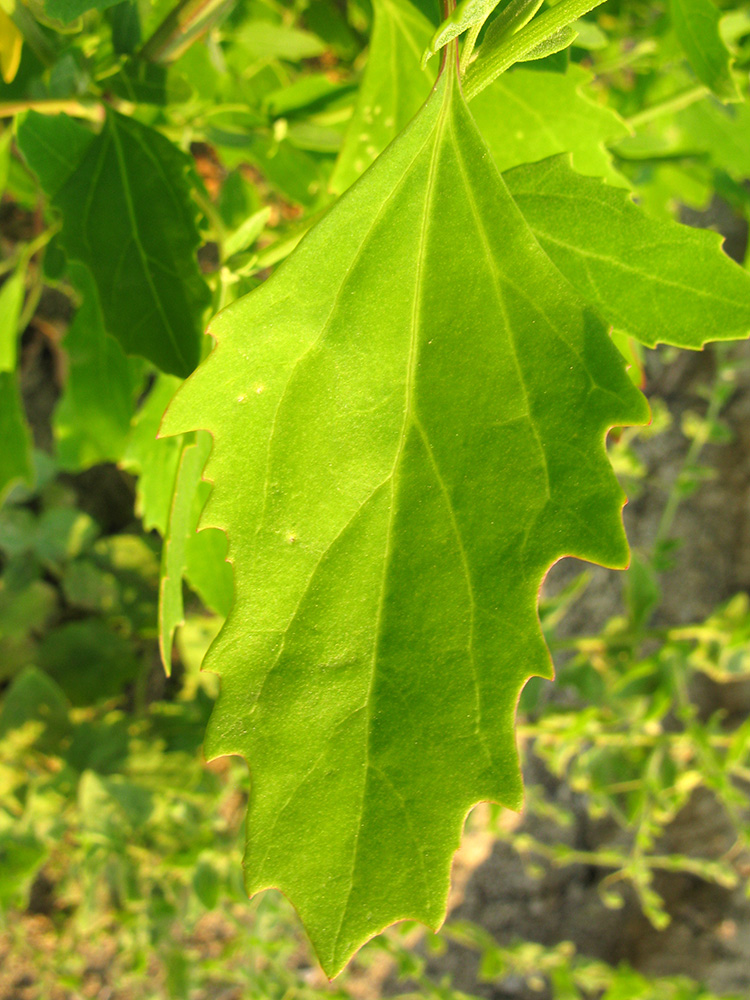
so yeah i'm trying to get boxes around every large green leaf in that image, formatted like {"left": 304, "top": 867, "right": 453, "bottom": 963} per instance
{"left": 162, "top": 55, "right": 647, "bottom": 974}
{"left": 504, "top": 156, "right": 750, "bottom": 349}
{"left": 329, "top": 0, "right": 436, "bottom": 194}
{"left": 18, "top": 110, "right": 208, "bottom": 377}
{"left": 670, "top": 0, "right": 739, "bottom": 102}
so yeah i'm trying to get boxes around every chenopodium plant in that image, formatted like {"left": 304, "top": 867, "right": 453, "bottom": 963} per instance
{"left": 160, "top": 3, "right": 750, "bottom": 979}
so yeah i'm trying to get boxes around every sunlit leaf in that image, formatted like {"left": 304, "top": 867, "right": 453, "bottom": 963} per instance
{"left": 504, "top": 155, "right": 750, "bottom": 349}
{"left": 162, "top": 57, "right": 647, "bottom": 975}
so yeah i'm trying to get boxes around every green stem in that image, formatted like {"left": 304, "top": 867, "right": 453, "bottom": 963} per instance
{"left": 626, "top": 85, "right": 709, "bottom": 129}
{"left": 139, "top": 0, "right": 234, "bottom": 63}
{"left": 0, "top": 98, "right": 104, "bottom": 121}
{"left": 464, "top": 0, "right": 608, "bottom": 100}
{"left": 652, "top": 345, "right": 729, "bottom": 553}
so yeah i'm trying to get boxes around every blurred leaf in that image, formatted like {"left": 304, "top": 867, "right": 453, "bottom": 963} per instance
{"left": 44, "top": 0, "right": 122, "bottom": 24}
{"left": 35, "top": 506, "right": 99, "bottom": 565}
{"left": 234, "top": 19, "right": 327, "bottom": 61}
{"left": 670, "top": 0, "right": 740, "bottom": 102}
{"left": 38, "top": 620, "right": 141, "bottom": 704}
{"left": 16, "top": 111, "right": 95, "bottom": 196}
{"left": 0, "top": 8, "right": 23, "bottom": 84}
{"left": 0, "top": 372, "right": 34, "bottom": 503}
{"left": 0, "top": 665, "right": 71, "bottom": 747}
{"left": 54, "top": 264, "right": 143, "bottom": 470}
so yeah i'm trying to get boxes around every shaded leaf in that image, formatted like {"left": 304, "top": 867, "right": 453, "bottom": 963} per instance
{"left": 0, "top": 372, "right": 33, "bottom": 503}
{"left": 18, "top": 110, "right": 209, "bottom": 377}
{"left": 16, "top": 111, "right": 94, "bottom": 196}
{"left": 163, "top": 58, "right": 647, "bottom": 974}
{"left": 329, "top": 0, "right": 436, "bottom": 194}
{"left": 44, "top": 0, "right": 121, "bottom": 20}
{"left": 504, "top": 155, "right": 750, "bottom": 349}
{"left": 670, "top": 0, "right": 739, "bottom": 102}
{"left": 54, "top": 264, "right": 143, "bottom": 470}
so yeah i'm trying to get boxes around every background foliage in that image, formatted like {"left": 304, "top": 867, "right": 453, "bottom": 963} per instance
{"left": 1, "top": 0, "right": 750, "bottom": 995}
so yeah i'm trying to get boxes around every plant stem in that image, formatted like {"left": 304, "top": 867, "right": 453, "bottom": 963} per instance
{"left": 464, "top": 0, "right": 608, "bottom": 100}
{"left": 652, "top": 345, "right": 730, "bottom": 553}
{"left": 626, "top": 85, "right": 709, "bottom": 129}
{"left": 0, "top": 98, "right": 104, "bottom": 121}
{"left": 139, "top": 0, "right": 234, "bottom": 63}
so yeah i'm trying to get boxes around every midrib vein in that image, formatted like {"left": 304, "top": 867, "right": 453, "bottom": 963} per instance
{"left": 331, "top": 102, "right": 447, "bottom": 964}
{"left": 451, "top": 115, "right": 551, "bottom": 500}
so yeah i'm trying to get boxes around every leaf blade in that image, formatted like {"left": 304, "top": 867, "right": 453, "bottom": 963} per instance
{"left": 162, "top": 61, "right": 648, "bottom": 976}
{"left": 504, "top": 155, "right": 750, "bottom": 349}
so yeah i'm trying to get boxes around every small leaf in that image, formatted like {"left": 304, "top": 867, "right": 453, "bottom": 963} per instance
{"left": 670, "top": 0, "right": 740, "bottom": 102}
{"left": 423, "top": 0, "right": 503, "bottom": 65}
{"left": 504, "top": 155, "right": 750, "bottom": 349}
{"left": 0, "top": 372, "right": 33, "bottom": 503}
{"left": 329, "top": 0, "right": 436, "bottom": 195}
{"left": 519, "top": 25, "right": 578, "bottom": 62}
{"left": 163, "top": 58, "right": 647, "bottom": 974}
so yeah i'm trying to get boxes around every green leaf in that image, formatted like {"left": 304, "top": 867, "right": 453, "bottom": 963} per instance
{"left": 16, "top": 112, "right": 94, "bottom": 196}
{"left": 159, "top": 431, "right": 211, "bottom": 671}
{"left": 44, "top": 0, "right": 122, "bottom": 24}
{"left": 121, "top": 374, "right": 183, "bottom": 534}
{"left": 464, "top": 0, "right": 608, "bottom": 99}
{"left": 504, "top": 155, "right": 750, "bottom": 349}
{"left": 423, "top": 0, "right": 502, "bottom": 65}
{"left": 235, "top": 20, "right": 327, "bottom": 61}
{"left": 53, "top": 264, "right": 143, "bottom": 470}
{"left": 162, "top": 59, "right": 647, "bottom": 974}
{"left": 0, "top": 372, "right": 33, "bottom": 503}
{"left": 470, "top": 66, "right": 628, "bottom": 184}
{"left": 329, "top": 0, "right": 437, "bottom": 195}
{"left": 670, "top": 0, "right": 740, "bottom": 102}
{"left": 18, "top": 110, "right": 209, "bottom": 377}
